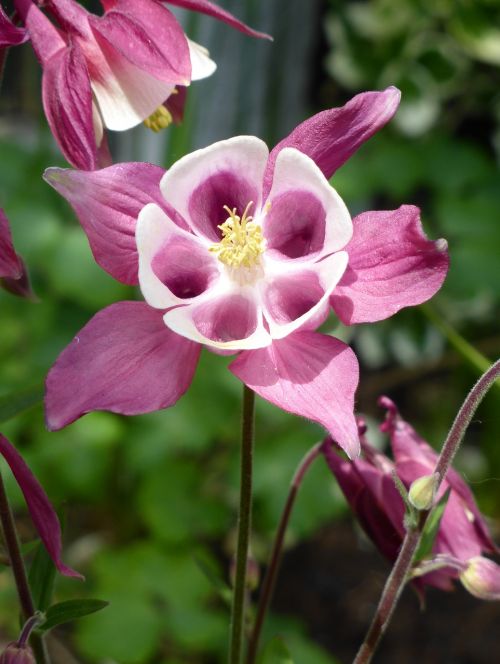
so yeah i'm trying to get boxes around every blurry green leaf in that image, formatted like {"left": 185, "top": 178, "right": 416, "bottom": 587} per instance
{"left": 28, "top": 542, "right": 56, "bottom": 611}
{"left": 0, "top": 384, "right": 43, "bottom": 423}
{"left": 193, "top": 554, "right": 232, "bottom": 605}
{"left": 39, "top": 599, "right": 109, "bottom": 632}
{"left": 259, "top": 637, "right": 294, "bottom": 664}
{"left": 414, "top": 488, "right": 451, "bottom": 562}
{"left": 75, "top": 592, "right": 162, "bottom": 664}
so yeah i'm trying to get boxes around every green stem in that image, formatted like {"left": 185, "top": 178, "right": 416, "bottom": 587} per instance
{"left": 0, "top": 471, "right": 49, "bottom": 664}
{"left": 421, "top": 303, "right": 496, "bottom": 380}
{"left": 246, "top": 442, "right": 322, "bottom": 664}
{"left": 353, "top": 358, "right": 500, "bottom": 664}
{"left": 229, "top": 385, "right": 256, "bottom": 664}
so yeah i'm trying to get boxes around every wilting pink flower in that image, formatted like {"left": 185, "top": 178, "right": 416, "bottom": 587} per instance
{"left": 13, "top": 0, "right": 269, "bottom": 170}
{"left": 0, "top": 6, "right": 28, "bottom": 46}
{"left": 43, "top": 88, "right": 448, "bottom": 456}
{"left": 323, "top": 398, "right": 500, "bottom": 599}
{"left": 0, "top": 433, "right": 81, "bottom": 579}
{"left": 0, "top": 209, "right": 34, "bottom": 299}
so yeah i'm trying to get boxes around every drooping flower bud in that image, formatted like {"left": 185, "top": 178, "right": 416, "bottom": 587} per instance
{"left": 460, "top": 556, "right": 500, "bottom": 601}
{"left": 408, "top": 473, "right": 439, "bottom": 511}
{"left": 0, "top": 643, "right": 36, "bottom": 664}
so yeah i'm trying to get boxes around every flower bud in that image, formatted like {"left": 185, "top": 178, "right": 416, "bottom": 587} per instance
{"left": 0, "top": 643, "right": 36, "bottom": 664}
{"left": 408, "top": 473, "right": 439, "bottom": 511}
{"left": 460, "top": 556, "right": 500, "bottom": 601}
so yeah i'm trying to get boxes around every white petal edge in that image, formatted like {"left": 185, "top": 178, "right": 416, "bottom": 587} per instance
{"left": 261, "top": 251, "right": 349, "bottom": 340}
{"left": 137, "top": 203, "right": 219, "bottom": 309}
{"left": 265, "top": 147, "right": 353, "bottom": 259}
{"left": 159, "top": 135, "right": 270, "bottom": 234}
{"left": 188, "top": 38, "right": 217, "bottom": 81}
{"left": 163, "top": 288, "right": 272, "bottom": 351}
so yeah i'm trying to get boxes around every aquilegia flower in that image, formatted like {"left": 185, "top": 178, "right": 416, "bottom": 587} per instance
{"left": 13, "top": 0, "right": 270, "bottom": 170}
{"left": 323, "top": 397, "right": 500, "bottom": 600}
{"left": 0, "top": 209, "right": 34, "bottom": 299}
{"left": 43, "top": 88, "right": 448, "bottom": 457}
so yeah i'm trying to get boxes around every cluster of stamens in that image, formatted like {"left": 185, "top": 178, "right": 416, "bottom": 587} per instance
{"left": 209, "top": 202, "right": 265, "bottom": 269}
{"left": 144, "top": 105, "right": 173, "bottom": 132}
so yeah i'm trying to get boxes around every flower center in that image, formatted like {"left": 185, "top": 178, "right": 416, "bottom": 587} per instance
{"left": 144, "top": 105, "right": 173, "bottom": 133}
{"left": 209, "top": 202, "right": 265, "bottom": 269}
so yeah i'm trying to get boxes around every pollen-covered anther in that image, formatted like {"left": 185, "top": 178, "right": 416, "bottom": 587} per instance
{"left": 143, "top": 105, "right": 173, "bottom": 133}
{"left": 210, "top": 202, "right": 265, "bottom": 269}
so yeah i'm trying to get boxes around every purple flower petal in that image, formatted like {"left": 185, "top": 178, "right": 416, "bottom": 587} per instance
{"left": 14, "top": 0, "right": 66, "bottom": 65}
{"left": 0, "top": 210, "right": 23, "bottom": 280}
{"left": 161, "top": 0, "right": 272, "bottom": 40}
{"left": 45, "top": 301, "right": 201, "bottom": 430}
{"left": 331, "top": 206, "right": 449, "bottom": 324}
{"left": 137, "top": 203, "right": 219, "bottom": 309}
{"left": 160, "top": 136, "right": 268, "bottom": 242}
{"left": 264, "top": 87, "right": 401, "bottom": 198}
{"left": 230, "top": 332, "right": 359, "bottom": 457}
{"left": 89, "top": 0, "right": 191, "bottom": 85}
{"left": 0, "top": 6, "right": 28, "bottom": 46}
{"left": 44, "top": 163, "right": 176, "bottom": 285}
{"left": 42, "top": 43, "right": 99, "bottom": 170}
{"left": 0, "top": 434, "right": 82, "bottom": 579}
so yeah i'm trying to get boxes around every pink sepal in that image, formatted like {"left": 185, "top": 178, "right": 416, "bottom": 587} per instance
{"left": 0, "top": 434, "right": 82, "bottom": 579}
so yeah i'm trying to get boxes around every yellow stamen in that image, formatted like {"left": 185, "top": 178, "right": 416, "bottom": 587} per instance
{"left": 209, "top": 202, "right": 265, "bottom": 268}
{"left": 143, "top": 105, "right": 173, "bottom": 133}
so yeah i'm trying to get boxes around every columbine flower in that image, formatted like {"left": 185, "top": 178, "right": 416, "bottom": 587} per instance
{"left": 0, "top": 209, "right": 34, "bottom": 299}
{"left": 43, "top": 88, "right": 448, "bottom": 457}
{"left": 323, "top": 398, "right": 500, "bottom": 599}
{"left": 13, "top": 0, "right": 269, "bottom": 170}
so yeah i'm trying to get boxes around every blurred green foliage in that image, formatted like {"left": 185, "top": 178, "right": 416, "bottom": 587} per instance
{"left": 0, "top": 0, "right": 499, "bottom": 662}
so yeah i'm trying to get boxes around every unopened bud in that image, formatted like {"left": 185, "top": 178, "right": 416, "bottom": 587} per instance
{"left": 0, "top": 643, "right": 36, "bottom": 664}
{"left": 460, "top": 556, "right": 500, "bottom": 601}
{"left": 408, "top": 473, "right": 439, "bottom": 511}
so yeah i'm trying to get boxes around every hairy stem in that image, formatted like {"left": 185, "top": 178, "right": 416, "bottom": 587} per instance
{"left": 0, "top": 471, "right": 49, "bottom": 664}
{"left": 229, "top": 385, "right": 256, "bottom": 664}
{"left": 246, "top": 442, "right": 323, "bottom": 664}
{"left": 353, "top": 358, "right": 500, "bottom": 664}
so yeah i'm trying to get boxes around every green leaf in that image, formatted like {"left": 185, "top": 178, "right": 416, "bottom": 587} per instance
{"left": 259, "top": 637, "right": 295, "bottom": 664}
{"left": 29, "top": 542, "right": 56, "bottom": 611}
{"left": 193, "top": 554, "right": 232, "bottom": 605}
{"left": 0, "top": 384, "right": 43, "bottom": 423}
{"left": 39, "top": 599, "right": 109, "bottom": 632}
{"left": 414, "top": 487, "right": 451, "bottom": 562}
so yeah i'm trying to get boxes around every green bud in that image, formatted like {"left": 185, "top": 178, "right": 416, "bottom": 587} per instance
{"left": 408, "top": 473, "right": 439, "bottom": 511}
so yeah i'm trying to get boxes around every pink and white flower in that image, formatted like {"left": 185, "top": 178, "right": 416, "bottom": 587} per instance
{"left": 13, "top": 0, "right": 269, "bottom": 170}
{"left": 43, "top": 88, "right": 449, "bottom": 457}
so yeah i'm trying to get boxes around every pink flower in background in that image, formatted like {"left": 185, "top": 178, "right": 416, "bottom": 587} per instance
{"left": 43, "top": 88, "right": 448, "bottom": 457}
{"left": 0, "top": 5, "right": 28, "bottom": 46}
{"left": 0, "top": 209, "right": 34, "bottom": 299}
{"left": 323, "top": 397, "right": 500, "bottom": 600}
{"left": 13, "top": 0, "right": 269, "bottom": 170}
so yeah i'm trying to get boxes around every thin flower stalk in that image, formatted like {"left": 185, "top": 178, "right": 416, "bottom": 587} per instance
{"left": 229, "top": 385, "right": 256, "bottom": 664}
{"left": 246, "top": 441, "right": 323, "bottom": 664}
